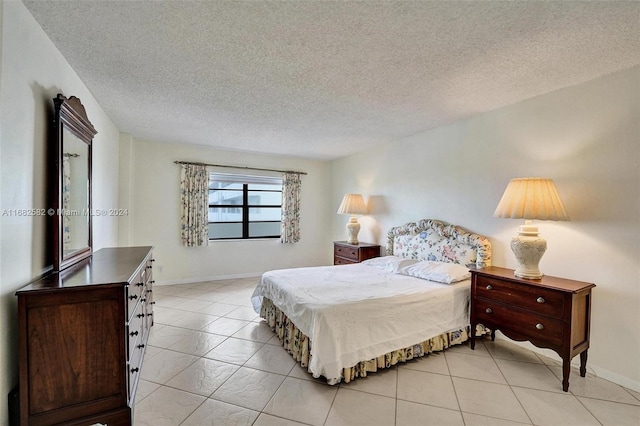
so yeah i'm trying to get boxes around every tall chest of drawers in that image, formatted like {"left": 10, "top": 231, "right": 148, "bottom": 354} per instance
{"left": 469, "top": 266, "right": 595, "bottom": 392}
{"left": 16, "top": 246, "right": 154, "bottom": 426}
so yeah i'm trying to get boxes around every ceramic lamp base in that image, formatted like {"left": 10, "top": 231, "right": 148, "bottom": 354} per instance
{"left": 511, "top": 230, "right": 547, "bottom": 279}
{"left": 346, "top": 216, "right": 361, "bottom": 245}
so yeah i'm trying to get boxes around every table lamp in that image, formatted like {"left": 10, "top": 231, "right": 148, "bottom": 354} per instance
{"left": 493, "top": 178, "right": 569, "bottom": 279}
{"left": 337, "top": 193, "right": 367, "bottom": 245}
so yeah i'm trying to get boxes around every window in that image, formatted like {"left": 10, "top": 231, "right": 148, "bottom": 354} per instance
{"left": 208, "top": 173, "right": 282, "bottom": 240}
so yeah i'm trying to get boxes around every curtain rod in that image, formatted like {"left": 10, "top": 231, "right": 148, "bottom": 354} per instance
{"left": 174, "top": 160, "right": 307, "bottom": 175}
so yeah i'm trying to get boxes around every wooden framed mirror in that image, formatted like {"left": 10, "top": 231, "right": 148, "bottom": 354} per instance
{"left": 52, "top": 94, "right": 97, "bottom": 271}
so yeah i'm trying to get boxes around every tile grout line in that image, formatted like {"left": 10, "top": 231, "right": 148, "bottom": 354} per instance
{"left": 442, "top": 344, "right": 464, "bottom": 423}
{"left": 489, "top": 343, "right": 535, "bottom": 426}
{"left": 394, "top": 364, "right": 399, "bottom": 426}
{"left": 502, "top": 353, "right": 555, "bottom": 425}
{"left": 322, "top": 381, "right": 340, "bottom": 426}
{"left": 573, "top": 393, "right": 605, "bottom": 426}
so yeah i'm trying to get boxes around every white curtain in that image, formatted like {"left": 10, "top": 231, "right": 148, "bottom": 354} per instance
{"left": 281, "top": 172, "right": 301, "bottom": 243}
{"left": 180, "top": 164, "right": 209, "bottom": 247}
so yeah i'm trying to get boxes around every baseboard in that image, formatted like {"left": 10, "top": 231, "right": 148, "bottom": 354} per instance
{"left": 494, "top": 335, "right": 640, "bottom": 392}
{"left": 156, "top": 272, "right": 262, "bottom": 286}
{"left": 589, "top": 365, "right": 640, "bottom": 393}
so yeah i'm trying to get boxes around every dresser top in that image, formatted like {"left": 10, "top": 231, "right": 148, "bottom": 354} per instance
{"left": 470, "top": 266, "right": 595, "bottom": 293}
{"left": 16, "top": 246, "right": 154, "bottom": 294}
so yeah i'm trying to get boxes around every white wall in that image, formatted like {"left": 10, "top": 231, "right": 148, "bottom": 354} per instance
{"left": 122, "top": 139, "right": 332, "bottom": 284}
{"left": 0, "top": 2, "right": 121, "bottom": 424}
{"left": 330, "top": 66, "right": 640, "bottom": 391}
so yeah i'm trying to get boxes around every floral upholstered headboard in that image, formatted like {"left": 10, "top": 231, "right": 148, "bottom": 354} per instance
{"left": 386, "top": 219, "right": 491, "bottom": 268}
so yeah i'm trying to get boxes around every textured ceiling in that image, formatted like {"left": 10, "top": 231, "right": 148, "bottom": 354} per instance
{"left": 23, "top": 1, "right": 640, "bottom": 160}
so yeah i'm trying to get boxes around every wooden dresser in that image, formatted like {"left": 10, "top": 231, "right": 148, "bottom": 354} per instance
{"left": 469, "top": 266, "right": 595, "bottom": 392}
{"left": 333, "top": 241, "right": 380, "bottom": 265}
{"left": 16, "top": 246, "right": 155, "bottom": 426}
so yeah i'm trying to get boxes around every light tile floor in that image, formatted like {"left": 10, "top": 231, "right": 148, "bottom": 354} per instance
{"left": 134, "top": 277, "right": 640, "bottom": 426}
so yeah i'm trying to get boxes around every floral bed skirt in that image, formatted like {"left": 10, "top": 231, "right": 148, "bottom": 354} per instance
{"left": 260, "top": 297, "right": 482, "bottom": 384}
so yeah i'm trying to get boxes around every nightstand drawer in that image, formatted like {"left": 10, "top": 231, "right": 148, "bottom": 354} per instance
{"left": 333, "top": 242, "right": 380, "bottom": 265}
{"left": 334, "top": 256, "right": 357, "bottom": 265}
{"left": 334, "top": 244, "right": 360, "bottom": 261}
{"left": 474, "top": 297, "right": 564, "bottom": 347}
{"left": 475, "top": 276, "right": 564, "bottom": 318}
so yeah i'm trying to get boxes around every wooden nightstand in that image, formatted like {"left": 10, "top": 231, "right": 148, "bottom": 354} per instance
{"left": 469, "top": 266, "right": 595, "bottom": 392}
{"left": 333, "top": 241, "right": 380, "bottom": 265}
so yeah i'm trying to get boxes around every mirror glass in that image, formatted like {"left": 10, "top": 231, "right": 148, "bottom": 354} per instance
{"left": 61, "top": 127, "right": 90, "bottom": 256}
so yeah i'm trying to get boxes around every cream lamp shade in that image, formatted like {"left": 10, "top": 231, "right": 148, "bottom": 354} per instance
{"left": 494, "top": 178, "right": 569, "bottom": 279}
{"left": 337, "top": 193, "right": 367, "bottom": 245}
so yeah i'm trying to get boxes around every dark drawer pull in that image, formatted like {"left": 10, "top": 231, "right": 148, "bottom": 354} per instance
{"left": 151, "top": 258, "right": 156, "bottom": 262}
{"left": 136, "top": 282, "right": 144, "bottom": 287}
{"left": 130, "top": 367, "right": 139, "bottom": 374}
{"left": 536, "top": 323, "right": 544, "bottom": 330}
{"left": 147, "top": 313, "right": 153, "bottom": 317}
{"left": 350, "top": 251, "right": 356, "bottom": 256}
{"left": 146, "top": 265, "right": 152, "bottom": 270}
{"left": 129, "top": 295, "right": 138, "bottom": 300}
{"left": 137, "top": 344, "right": 145, "bottom": 349}
{"left": 150, "top": 280, "right": 156, "bottom": 284}
{"left": 130, "top": 330, "right": 139, "bottom": 337}
{"left": 485, "top": 308, "right": 493, "bottom": 314}
{"left": 151, "top": 301, "right": 156, "bottom": 305}
{"left": 486, "top": 284, "right": 493, "bottom": 290}
{"left": 137, "top": 313, "right": 145, "bottom": 318}
{"left": 141, "top": 298, "right": 146, "bottom": 303}
{"left": 536, "top": 297, "right": 545, "bottom": 304}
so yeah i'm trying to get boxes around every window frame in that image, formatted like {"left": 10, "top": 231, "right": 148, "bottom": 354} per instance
{"left": 208, "top": 173, "right": 282, "bottom": 240}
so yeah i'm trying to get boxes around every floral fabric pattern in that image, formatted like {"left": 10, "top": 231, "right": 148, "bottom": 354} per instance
{"left": 280, "top": 172, "right": 301, "bottom": 243}
{"left": 387, "top": 219, "right": 492, "bottom": 268}
{"left": 180, "top": 164, "right": 209, "bottom": 247}
{"left": 261, "top": 297, "right": 488, "bottom": 384}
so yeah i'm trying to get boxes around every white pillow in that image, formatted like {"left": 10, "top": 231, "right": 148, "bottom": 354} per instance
{"left": 361, "top": 256, "right": 419, "bottom": 273}
{"left": 399, "top": 260, "right": 470, "bottom": 284}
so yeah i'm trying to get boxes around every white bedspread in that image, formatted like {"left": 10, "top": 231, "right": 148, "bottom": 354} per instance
{"left": 251, "top": 263, "right": 471, "bottom": 381}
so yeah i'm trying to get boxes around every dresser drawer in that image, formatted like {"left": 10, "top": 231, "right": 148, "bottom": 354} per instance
{"left": 140, "top": 267, "right": 148, "bottom": 289}
{"left": 145, "top": 285, "right": 154, "bottom": 308}
{"left": 145, "top": 260, "right": 154, "bottom": 283}
{"left": 127, "top": 291, "right": 142, "bottom": 321}
{"left": 475, "top": 275, "right": 564, "bottom": 318}
{"left": 474, "top": 297, "right": 564, "bottom": 347}
{"left": 144, "top": 265, "right": 155, "bottom": 329}
{"left": 144, "top": 299, "right": 154, "bottom": 331}
{"left": 334, "top": 256, "right": 357, "bottom": 265}
{"left": 333, "top": 242, "right": 380, "bottom": 265}
{"left": 334, "top": 244, "right": 360, "bottom": 261}
{"left": 128, "top": 341, "right": 145, "bottom": 400}
{"left": 127, "top": 308, "right": 144, "bottom": 360}
{"left": 126, "top": 273, "right": 145, "bottom": 317}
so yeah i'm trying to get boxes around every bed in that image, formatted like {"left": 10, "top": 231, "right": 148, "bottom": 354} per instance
{"left": 251, "top": 219, "right": 492, "bottom": 384}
